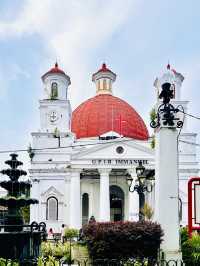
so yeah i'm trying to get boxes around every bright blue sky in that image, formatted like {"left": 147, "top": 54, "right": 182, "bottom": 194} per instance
{"left": 0, "top": 0, "right": 200, "bottom": 168}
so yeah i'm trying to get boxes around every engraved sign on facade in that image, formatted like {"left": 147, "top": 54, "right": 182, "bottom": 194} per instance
{"left": 92, "top": 159, "right": 148, "bottom": 166}
{"left": 195, "top": 183, "right": 200, "bottom": 224}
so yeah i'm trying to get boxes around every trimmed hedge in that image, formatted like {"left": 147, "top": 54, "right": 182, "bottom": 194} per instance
{"left": 83, "top": 221, "right": 163, "bottom": 260}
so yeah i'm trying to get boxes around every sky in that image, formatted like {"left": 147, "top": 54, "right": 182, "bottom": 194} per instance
{"left": 0, "top": 0, "right": 200, "bottom": 170}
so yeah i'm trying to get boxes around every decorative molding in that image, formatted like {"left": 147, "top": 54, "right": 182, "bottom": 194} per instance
{"left": 41, "top": 186, "right": 64, "bottom": 203}
{"left": 98, "top": 168, "right": 112, "bottom": 175}
{"left": 29, "top": 167, "right": 68, "bottom": 174}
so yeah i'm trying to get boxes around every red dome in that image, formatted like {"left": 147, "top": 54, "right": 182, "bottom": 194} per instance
{"left": 72, "top": 94, "right": 149, "bottom": 140}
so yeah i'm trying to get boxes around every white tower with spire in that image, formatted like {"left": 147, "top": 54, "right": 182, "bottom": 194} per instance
{"left": 39, "top": 63, "right": 72, "bottom": 133}
{"left": 30, "top": 63, "right": 74, "bottom": 226}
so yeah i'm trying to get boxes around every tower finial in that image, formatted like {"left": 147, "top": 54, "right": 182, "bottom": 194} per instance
{"left": 167, "top": 61, "right": 170, "bottom": 70}
{"left": 55, "top": 62, "right": 58, "bottom": 68}
{"left": 102, "top": 63, "right": 107, "bottom": 70}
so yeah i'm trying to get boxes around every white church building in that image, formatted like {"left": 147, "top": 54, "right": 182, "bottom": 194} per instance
{"left": 29, "top": 63, "right": 199, "bottom": 231}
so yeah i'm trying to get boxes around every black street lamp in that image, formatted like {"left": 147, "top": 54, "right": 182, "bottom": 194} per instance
{"left": 126, "top": 161, "right": 155, "bottom": 221}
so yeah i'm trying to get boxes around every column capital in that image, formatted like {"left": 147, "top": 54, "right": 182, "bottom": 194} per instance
{"left": 98, "top": 168, "right": 112, "bottom": 175}
{"left": 70, "top": 168, "right": 82, "bottom": 174}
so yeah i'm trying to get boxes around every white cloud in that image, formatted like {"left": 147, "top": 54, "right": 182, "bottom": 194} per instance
{"left": 0, "top": 0, "right": 136, "bottom": 107}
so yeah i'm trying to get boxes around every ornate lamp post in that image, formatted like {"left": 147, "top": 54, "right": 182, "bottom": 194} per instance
{"left": 126, "top": 161, "right": 155, "bottom": 221}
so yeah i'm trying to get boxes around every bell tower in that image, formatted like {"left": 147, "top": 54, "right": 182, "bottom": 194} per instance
{"left": 154, "top": 64, "right": 184, "bottom": 102}
{"left": 92, "top": 63, "right": 116, "bottom": 95}
{"left": 39, "top": 63, "right": 72, "bottom": 133}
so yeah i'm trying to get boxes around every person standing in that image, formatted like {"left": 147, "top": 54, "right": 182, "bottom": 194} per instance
{"left": 48, "top": 228, "right": 54, "bottom": 240}
{"left": 61, "top": 224, "right": 65, "bottom": 243}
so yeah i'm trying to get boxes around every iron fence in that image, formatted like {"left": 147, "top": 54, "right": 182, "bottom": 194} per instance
{"left": 0, "top": 257, "right": 193, "bottom": 266}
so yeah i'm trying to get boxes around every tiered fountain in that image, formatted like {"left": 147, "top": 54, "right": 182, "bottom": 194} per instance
{"left": 0, "top": 153, "right": 46, "bottom": 265}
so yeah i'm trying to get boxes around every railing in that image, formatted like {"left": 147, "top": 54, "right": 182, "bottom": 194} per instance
{"left": 0, "top": 258, "right": 192, "bottom": 266}
{"left": 0, "top": 221, "right": 46, "bottom": 233}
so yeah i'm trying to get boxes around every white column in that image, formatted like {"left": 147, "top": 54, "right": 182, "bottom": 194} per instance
{"left": 70, "top": 169, "right": 81, "bottom": 229}
{"left": 30, "top": 178, "right": 40, "bottom": 222}
{"left": 99, "top": 169, "right": 111, "bottom": 222}
{"left": 128, "top": 170, "right": 139, "bottom": 221}
{"left": 155, "top": 127, "right": 182, "bottom": 260}
{"left": 64, "top": 171, "right": 71, "bottom": 226}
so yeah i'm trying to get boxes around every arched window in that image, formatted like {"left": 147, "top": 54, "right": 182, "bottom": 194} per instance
{"left": 50, "top": 82, "right": 58, "bottom": 99}
{"left": 109, "top": 80, "right": 112, "bottom": 91}
{"left": 103, "top": 79, "right": 107, "bottom": 90}
{"left": 46, "top": 196, "right": 58, "bottom": 220}
{"left": 82, "top": 193, "right": 89, "bottom": 225}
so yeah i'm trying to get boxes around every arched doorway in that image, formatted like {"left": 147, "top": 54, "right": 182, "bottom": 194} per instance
{"left": 82, "top": 193, "right": 89, "bottom": 225}
{"left": 110, "top": 185, "right": 124, "bottom": 222}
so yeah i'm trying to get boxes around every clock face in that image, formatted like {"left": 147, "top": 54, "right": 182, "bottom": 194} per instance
{"left": 49, "top": 111, "right": 59, "bottom": 123}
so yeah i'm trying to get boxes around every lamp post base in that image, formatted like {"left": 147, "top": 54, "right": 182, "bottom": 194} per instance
{"left": 160, "top": 249, "right": 183, "bottom": 264}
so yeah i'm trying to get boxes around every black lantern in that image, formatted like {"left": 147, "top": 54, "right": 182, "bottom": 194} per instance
{"left": 126, "top": 161, "right": 155, "bottom": 220}
{"left": 136, "top": 161, "right": 145, "bottom": 177}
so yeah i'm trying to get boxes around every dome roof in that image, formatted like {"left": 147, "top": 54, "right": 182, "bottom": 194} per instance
{"left": 41, "top": 63, "right": 71, "bottom": 84}
{"left": 71, "top": 94, "right": 149, "bottom": 140}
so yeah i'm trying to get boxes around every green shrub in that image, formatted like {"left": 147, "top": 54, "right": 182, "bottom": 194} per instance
{"left": 180, "top": 226, "right": 189, "bottom": 245}
{"left": 41, "top": 242, "right": 70, "bottom": 259}
{"left": 181, "top": 227, "right": 200, "bottom": 266}
{"left": 141, "top": 203, "right": 154, "bottom": 220}
{"left": 64, "top": 228, "right": 79, "bottom": 239}
{"left": 189, "top": 233, "right": 200, "bottom": 263}
{"left": 83, "top": 221, "right": 163, "bottom": 260}
{"left": 0, "top": 258, "right": 19, "bottom": 266}
{"left": 38, "top": 256, "right": 60, "bottom": 266}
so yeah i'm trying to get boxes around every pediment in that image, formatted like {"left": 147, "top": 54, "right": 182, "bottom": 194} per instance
{"left": 72, "top": 139, "right": 154, "bottom": 160}
{"left": 41, "top": 186, "right": 64, "bottom": 199}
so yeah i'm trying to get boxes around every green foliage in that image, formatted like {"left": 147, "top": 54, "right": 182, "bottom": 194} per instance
{"left": 41, "top": 242, "right": 70, "bottom": 258}
{"left": 0, "top": 258, "right": 19, "bottom": 266}
{"left": 150, "top": 135, "right": 155, "bottom": 149}
{"left": 180, "top": 226, "right": 189, "bottom": 244}
{"left": 83, "top": 221, "right": 163, "bottom": 260}
{"left": 53, "top": 127, "right": 60, "bottom": 138}
{"left": 181, "top": 227, "right": 200, "bottom": 265}
{"left": 38, "top": 256, "right": 60, "bottom": 266}
{"left": 189, "top": 233, "right": 200, "bottom": 262}
{"left": 141, "top": 203, "right": 154, "bottom": 220}
{"left": 150, "top": 108, "right": 156, "bottom": 122}
{"left": 124, "top": 259, "right": 149, "bottom": 265}
{"left": 21, "top": 205, "right": 30, "bottom": 223}
{"left": 64, "top": 228, "right": 79, "bottom": 239}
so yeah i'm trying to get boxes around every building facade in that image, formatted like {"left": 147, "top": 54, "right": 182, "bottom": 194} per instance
{"left": 29, "top": 63, "right": 199, "bottom": 231}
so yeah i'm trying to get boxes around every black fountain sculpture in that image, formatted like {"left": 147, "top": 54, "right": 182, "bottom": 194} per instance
{"left": 0, "top": 153, "right": 46, "bottom": 265}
